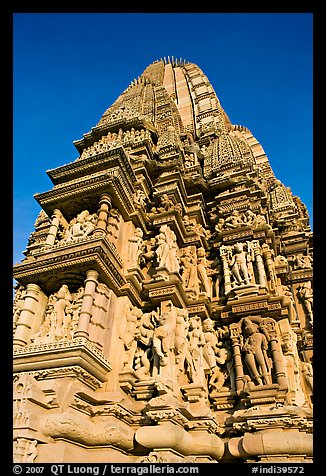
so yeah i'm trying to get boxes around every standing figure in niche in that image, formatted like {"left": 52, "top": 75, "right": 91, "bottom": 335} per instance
{"left": 133, "top": 189, "right": 147, "bottom": 209}
{"left": 155, "top": 228, "right": 170, "bottom": 268}
{"left": 210, "top": 256, "right": 223, "bottom": 299}
{"left": 159, "top": 194, "right": 174, "bottom": 212}
{"left": 67, "top": 286, "right": 84, "bottom": 339}
{"left": 214, "top": 217, "right": 225, "bottom": 234}
{"left": 128, "top": 227, "right": 144, "bottom": 267}
{"left": 229, "top": 242, "right": 251, "bottom": 286}
{"left": 133, "top": 310, "right": 158, "bottom": 378}
{"left": 139, "top": 238, "right": 156, "bottom": 275}
{"left": 241, "top": 318, "right": 272, "bottom": 386}
{"left": 185, "top": 315, "right": 206, "bottom": 385}
{"left": 180, "top": 246, "right": 199, "bottom": 293}
{"left": 52, "top": 284, "right": 72, "bottom": 338}
{"left": 155, "top": 225, "right": 179, "bottom": 273}
{"left": 202, "top": 318, "right": 229, "bottom": 391}
{"left": 174, "top": 309, "right": 190, "bottom": 372}
{"left": 196, "top": 247, "right": 212, "bottom": 297}
{"left": 301, "top": 361, "right": 313, "bottom": 397}
{"left": 122, "top": 305, "right": 142, "bottom": 370}
{"left": 152, "top": 304, "right": 176, "bottom": 369}
{"left": 298, "top": 281, "right": 313, "bottom": 327}
{"left": 107, "top": 209, "right": 121, "bottom": 244}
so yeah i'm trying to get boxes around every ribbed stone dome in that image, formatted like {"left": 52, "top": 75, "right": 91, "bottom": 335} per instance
{"left": 97, "top": 58, "right": 232, "bottom": 139}
{"left": 88, "top": 58, "right": 274, "bottom": 183}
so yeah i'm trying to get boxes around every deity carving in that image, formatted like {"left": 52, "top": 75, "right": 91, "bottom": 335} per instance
{"left": 31, "top": 285, "right": 84, "bottom": 344}
{"left": 240, "top": 317, "right": 272, "bottom": 386}
{"left": 298, "top": 282, "right": 313, "bottom": 327}
{"left": 202, "top": 318, "right": 233, "bottom": 393}
{"left": 127, "top": 227, "right": 144, "bottom": 267}
{"left": 212, "top": 210, "right": 268, "bottom": 237}
{"left": 196, "top": 247, "right": 212, "bottom": 297}
{"left": 63, "top": 210, "right": 97, "bottom": 242}
{"left": 224, "top": 210, "right": 245, "bottom": 229}
{"left": 121, "top": 305, "right": 143, "bottom": 370}
{"left": 139, "top": 237, "right": 157, "bottom": 275}
{"left": 184, "top": 315, "right": 206, "bottom": 385}
{"left": 133, "top": 189, "right": 147, "bottom": 210}
{"left": 155, "top": 225, "right": 180, "bottom": 273}
{"left": 180, "top": 246, "right": 200, "bottom": 297}
{"left": 301, "top": 362, "right": 313, "bottom": 398}
{"left": 107, "top": 208, "right": 122, "bottom": 245}
{"left": 174, "top": 308, "right": 190, "bottom": 374}
{"left": 228, "top": 242, "right": 252, "bottom": 286}
{"left": 293, "top": 253, "right": 313, "bottom": 270}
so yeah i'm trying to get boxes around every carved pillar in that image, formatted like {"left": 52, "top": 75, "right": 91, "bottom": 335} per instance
{"left": 44, "top": 209, "right": 61, "bottom": 247}
{"left": 220, "top": 246, "right": 232, "bottom": 294}
{"left": 230, "top": 323, "right": 245, "bottom": 392}
{"left": 263, "top": 318, "right": 288, "bottom": 390}
{"left": 74, "top": 270, "right": 99, "bottom": 340}
{"left": 94, "top": 194, "right": 112, "bottom": 234}
{"left": 252, "top": 241, "right": 267, "bottom": 287}
{"left": 13, "top": 284, "right": 41, "bottom": 348}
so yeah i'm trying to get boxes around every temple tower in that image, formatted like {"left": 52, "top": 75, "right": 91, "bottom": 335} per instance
{"left": 13, "top": 58, "right": 313, "bottom": 464}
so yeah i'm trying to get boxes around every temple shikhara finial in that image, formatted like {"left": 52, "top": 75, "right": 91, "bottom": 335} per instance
{"left": 13, "top": 58, "right": 313, "bottom": 464}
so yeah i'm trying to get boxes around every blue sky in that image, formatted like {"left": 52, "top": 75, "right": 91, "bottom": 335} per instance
{"left": 13, "top": 13, "right": 313, "bottom": 265}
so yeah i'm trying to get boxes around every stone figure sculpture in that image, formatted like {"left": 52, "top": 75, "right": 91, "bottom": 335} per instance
{"left": 241, "top": 318, "right": 272, "bottom": 386}
{"left": 121, "top": 305, "right": 143, "bottom": 370}
{"left": 298, "top": 282, "right": 313, "bottom": 326}
{"left": 185, "top": 315, "right": 206, "bottom": 385}
{"left": 65, "top": 210, "right": 97, "bottom": 241}
{"left": 229, "top": 242, "right": 251, "bottom": 286}
{"left": 155, "top": 225, "right": 180, "bottom": 273}
{"left": 128, "top": 227, "right": 144, "bottom": 267}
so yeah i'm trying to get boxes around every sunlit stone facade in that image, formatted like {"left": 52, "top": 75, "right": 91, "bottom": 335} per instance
{"left": 13, "top": 58, "right": 313, "bottom": 463}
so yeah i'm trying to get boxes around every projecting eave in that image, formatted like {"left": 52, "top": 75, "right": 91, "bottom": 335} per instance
{"left": 46, "top": 146, "right": 136, "bottom": 186}
{"left": 73, "top": 117, "right": 158, "bottom": 154}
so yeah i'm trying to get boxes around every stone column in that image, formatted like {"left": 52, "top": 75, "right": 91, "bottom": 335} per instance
{"left": 252, "top": 241, "right": 267, "bottom": 287}
{"left": 13, "top": 284, "right": 41, "bottom": 348}
{"left": 74, "top": 270, "right": 99, "bottom": 340}
{"left": 44, "top": 209, "right": 61, "bottom": 247}
{"left": 230, "top": 323, "right": 245, "bottom": 392}
{"left": 264, "top": 319, "right": 288, "bottom": 390}
{"left": 94, "top": 194, "right": 112, "bottom": 234}
{"left": 220, "top": 246, "right": 232, "bottom": 294}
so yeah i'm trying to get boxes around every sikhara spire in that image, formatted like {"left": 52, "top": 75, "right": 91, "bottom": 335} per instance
{"left": 13, "top": 58, "right": 313, "bottom": 464}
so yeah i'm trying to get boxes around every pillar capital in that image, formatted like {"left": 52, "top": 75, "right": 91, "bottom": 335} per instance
{"left": 99, "top": 193, "right": 112, "bottom": 207}
{"left": 85, "top": 269, "right": 99, "bottom": 281}
{"left": 25, "top": 283, "right": 42, "bottom": 294}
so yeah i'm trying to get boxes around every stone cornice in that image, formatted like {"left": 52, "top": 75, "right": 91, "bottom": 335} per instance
{"left": 13, "top": 236, "right": 126, "bottom": 295}
{"left": 47, "top": 146, "right": 136, "bottom": 185}
{"left": 34, "top": 168, "right": 135, "bottom": 221}
{"left": 13, "top": 338, "right": 112, "bottom": 382}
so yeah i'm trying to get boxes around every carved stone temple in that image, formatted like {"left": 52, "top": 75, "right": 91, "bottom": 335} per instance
{"left": 13, "top": 58, "right": 313, "bottom": 464}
